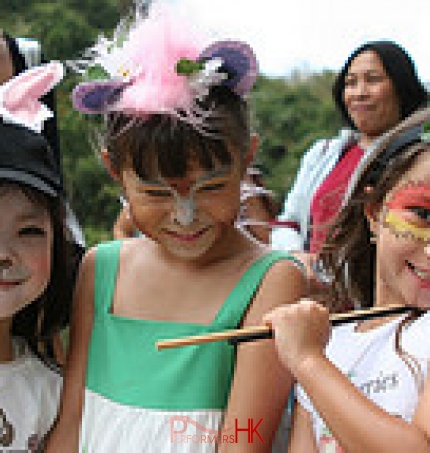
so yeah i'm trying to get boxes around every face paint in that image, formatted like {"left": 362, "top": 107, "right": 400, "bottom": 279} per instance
{"left": 0, "top": 190, "right": 53, "bottom": 320}
{"left": 159, "top": 178, "right": 197, "bottom": 227}
{"left": 122, "top": 166, "right": 239, "bottom": 259}
{"left": 0, "top": 259, "right": 31, "bottom": 282}
{"left": 125, "top": 167, "right": 231, "bottom": 227}
{"left": 383, "top": 181, "right": 430, "bottom": 243}
{"left": 0, "top": 260, "right": 33, "bottom": 318}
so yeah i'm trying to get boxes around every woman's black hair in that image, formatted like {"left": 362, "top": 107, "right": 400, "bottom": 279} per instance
{"left": 9, "top": 183, "right": 75, "bottom": 368}
{"left": 333, "top": 40, "right": 428, "bottom": 129}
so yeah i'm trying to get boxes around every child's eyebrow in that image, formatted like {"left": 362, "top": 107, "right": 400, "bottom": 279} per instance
{"left": 15, "top": 211, "right": 47, "bottom": 222}
{"left": 195, "top": 167, "right": 231, "bottom": 184}
{"left": 136, "top": 167, "right": 232, "bottom": 186}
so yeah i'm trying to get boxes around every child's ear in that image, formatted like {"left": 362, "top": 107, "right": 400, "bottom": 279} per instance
{"left": 244, "top": 133, "right": 259, "bottom": 168}
{"left": 101, "top": 149, "right": 120, "bottom": 181}
{"left": 364, "top": 203, "right": 381, "bottom": 236}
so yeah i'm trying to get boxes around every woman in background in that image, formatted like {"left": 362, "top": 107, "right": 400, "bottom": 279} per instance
{"left": 271, "top": 40, "right": 427, "bottom": 254}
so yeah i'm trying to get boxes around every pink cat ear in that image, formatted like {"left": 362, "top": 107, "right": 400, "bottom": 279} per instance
{"left": 0, "top": 61, "right": 64, "bottom": 133}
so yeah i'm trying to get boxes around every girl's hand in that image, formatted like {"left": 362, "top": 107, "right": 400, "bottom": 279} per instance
{"left": 264, "top": 299, "right": 331, "bottom": 375}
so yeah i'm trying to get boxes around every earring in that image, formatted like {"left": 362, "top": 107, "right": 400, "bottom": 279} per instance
{"left": 119, "top": 195, "right": 131, "bottom": 219}
{"left": 369, "top": 233, "right": 377, "bottom": 244}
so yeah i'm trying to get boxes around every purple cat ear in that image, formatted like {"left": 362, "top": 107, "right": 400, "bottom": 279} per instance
{"left": 72, "top": 80, "right": 127, "bottom": 114}
{"left": 199, "top": 40, "right": 258, "bottom": 96}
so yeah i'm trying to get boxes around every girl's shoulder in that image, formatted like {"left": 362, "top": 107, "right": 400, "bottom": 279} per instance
{"left": 327, "top": 311, "right": 430, "bottom": 357}
{"left": 0, "top": 339, "right": 61, "bottom": 447}
{"left": 239, "top": 249, "right": 307, "bottom": 324}
{"left": 83, "top": 238, "right": 147, "bottom": 271}
{"left": 237, "top": 248, "right": 305, "bottom": 284}
{"left": 401, "top": 311, "right": 430, "bottom": 354}
{"left": 0, "top": 338, "right": 61, "bottom": 397}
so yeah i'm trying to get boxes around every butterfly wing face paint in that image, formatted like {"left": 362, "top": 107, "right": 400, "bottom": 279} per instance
{"left": 382, "top": 181, "right": 430, "bottom": 243}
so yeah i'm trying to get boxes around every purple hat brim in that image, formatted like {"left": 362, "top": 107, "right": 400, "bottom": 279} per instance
{"left": 72, "top": 80, "right": 126, "bottom": 114}
{"left": 199, "top": 40, "right": 258, "bottom": 96}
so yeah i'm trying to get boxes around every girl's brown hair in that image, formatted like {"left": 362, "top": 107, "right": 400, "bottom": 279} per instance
{"left": 320, "top": 141, "right": 430, "bottom": 388}
{"left": 320, "top": 141, "right": 429, "bottom": 311}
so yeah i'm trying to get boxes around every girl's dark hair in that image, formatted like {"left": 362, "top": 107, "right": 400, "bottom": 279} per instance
{"left": 105, "top": 85, "right": 251, "bottom": 179}
{"left": 9, "top": 182, "right": 75, "bottom": 368}
{"left": 320, "top": 141, "right": 429, "bottom": 311}
{"left": 333, "top": 41, "right": 428, "bottom": 129}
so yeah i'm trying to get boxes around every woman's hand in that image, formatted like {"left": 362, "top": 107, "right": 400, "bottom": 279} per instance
{"left": 264, "top": 299, "right": 331, "bottom": 375}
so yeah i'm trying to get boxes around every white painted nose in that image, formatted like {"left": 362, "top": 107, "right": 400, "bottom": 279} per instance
{"left": 173, "top": 196, "right": 196, "bottom": 226}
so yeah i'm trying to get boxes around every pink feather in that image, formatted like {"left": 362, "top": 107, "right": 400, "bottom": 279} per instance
{"left": 116, "top": 3, "right": 208, "bottom": 115}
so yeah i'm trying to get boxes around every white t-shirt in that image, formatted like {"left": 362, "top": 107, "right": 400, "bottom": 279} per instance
{"left": 0, "top": 338, "right": 62, "bottom": 451}
{"left": 296, "top": 311, "right": 430, "bottom": 452}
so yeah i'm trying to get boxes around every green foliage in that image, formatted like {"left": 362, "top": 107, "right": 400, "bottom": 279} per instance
{"left": 251, "top": 71, "right": 342, "bottom": 200}
{"left": 1, "top": 1, "right": 343, "bottom": 246}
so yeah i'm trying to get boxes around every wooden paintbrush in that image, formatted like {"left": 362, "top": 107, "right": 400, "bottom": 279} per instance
{"left": 156, "top": 304, "right": 419, "bottom": 351}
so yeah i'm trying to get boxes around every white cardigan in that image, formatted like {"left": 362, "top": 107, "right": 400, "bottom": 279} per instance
{"left": 271, "top": 129, "right": 363, "bottom": 251}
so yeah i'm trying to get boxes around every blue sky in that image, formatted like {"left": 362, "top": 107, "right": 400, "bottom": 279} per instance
{"left": 177, "top": 0, "right": 429, "bottom": 81}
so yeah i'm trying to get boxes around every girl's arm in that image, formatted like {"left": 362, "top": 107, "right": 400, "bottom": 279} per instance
{"left": 218, "top": 260, "right": 307, "bottom": 453}
{"left": 44, "top": 248, "right": 96, "bottom": 453}
{"left": 267, "top": 300, "right": 430, "bottom": 453}
{"left": 288, "top": 403, "right": 318, "bottom": 453}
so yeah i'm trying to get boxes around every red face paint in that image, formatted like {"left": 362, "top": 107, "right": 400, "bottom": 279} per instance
{"left": 383, "top": 181, "right": 430, "bottom": 242}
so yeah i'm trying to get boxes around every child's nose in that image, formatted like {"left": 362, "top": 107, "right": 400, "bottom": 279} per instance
{"left": 171, "top": 180, "right": 192, "bottom": 197}
{"left": 0, "top": 244, "right": 14, "bottom": 264}
{"left": 172, "top": 197, "right": 196, "bottom": 226}
{"left": 0, "top": 257, "right": 13, "bottom": 270}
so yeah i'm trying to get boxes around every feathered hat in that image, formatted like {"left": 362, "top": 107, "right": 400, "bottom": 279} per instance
{"left": 71, "top": 1, "right": 258, "bottom": 126}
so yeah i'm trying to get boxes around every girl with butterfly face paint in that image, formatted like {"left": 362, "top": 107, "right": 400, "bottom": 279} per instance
{"left": 265, "top": 108, "right": 430, "bottom": 453}
{"left": 44, "top": 3, "right": 307, "bottom": 453}
{"left": 0, "top": 63, "right": 75, "bottom": 451}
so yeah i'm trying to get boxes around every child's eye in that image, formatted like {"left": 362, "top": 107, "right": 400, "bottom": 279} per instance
{"left": 198, "top": 182, "right": 226, "bottom": 193}
{"left": 409, "top": 206, "right": 430, "bottom": 222}
{"left": 19, "top": 226, "right": 47, "bottom": 236}
{"left": 366, "top": 74, "right": 385, "bottom": 84}
{"left": 142, "top": 189, "right": 172, "bottom": 198}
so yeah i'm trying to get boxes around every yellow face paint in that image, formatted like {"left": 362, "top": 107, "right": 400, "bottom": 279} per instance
{"left": 383, "top": 210, "right": 430, "bottom": 242}
{"left": 382, "top": 181, "right": 430, "bottom": 242}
